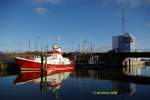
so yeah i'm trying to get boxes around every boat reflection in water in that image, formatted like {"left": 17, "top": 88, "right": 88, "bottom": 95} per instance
{"left": 1, "top": 64, "right": 150, "bottom": 100}
{"left": 14, "top": 66, "right": 74, "bottom": 97}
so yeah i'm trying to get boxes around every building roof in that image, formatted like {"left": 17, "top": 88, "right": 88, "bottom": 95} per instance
{"left": 123, "top": 32, "right": 134, "bottom": 38}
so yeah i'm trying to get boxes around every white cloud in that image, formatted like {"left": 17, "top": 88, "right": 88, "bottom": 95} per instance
{"left": 35, "top": 7, "right": 48, "bottom": 14}
{"left": 33, "top": 0, "right": 63, "bottom": 15}
{"left": 33, "top": 0, "right": 63, "bottom": 5}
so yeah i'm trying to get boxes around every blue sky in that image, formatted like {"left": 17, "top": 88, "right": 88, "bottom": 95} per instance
{"left": 0, "top": 0, "right": 150, "bottom": 52}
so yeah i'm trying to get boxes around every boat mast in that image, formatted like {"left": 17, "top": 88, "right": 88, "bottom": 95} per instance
{"left": 35, "top": 33, "right": 40, "bottom": 56}
{"left": 90, "top": 40, "right": 93, "bottom": 56}
{"left": 56, "top": 35, "right": 61, "bottom": 47}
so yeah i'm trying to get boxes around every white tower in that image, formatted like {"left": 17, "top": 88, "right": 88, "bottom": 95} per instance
{"left": 112, "top": 32, "right": 135, "bottom": 53}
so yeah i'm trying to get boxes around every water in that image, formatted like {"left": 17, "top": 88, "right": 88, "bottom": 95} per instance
{"left": 1, "top": 65, "right": 150, "bottom": 100}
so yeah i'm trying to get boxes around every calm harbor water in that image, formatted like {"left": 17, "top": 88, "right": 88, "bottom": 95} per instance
{"left": 0, "top": 65, "right": 150, "bottom": 100}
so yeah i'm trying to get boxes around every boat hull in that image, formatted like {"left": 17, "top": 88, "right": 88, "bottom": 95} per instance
{"left": 16, "top": 57, "right": 75, "bottom": 71}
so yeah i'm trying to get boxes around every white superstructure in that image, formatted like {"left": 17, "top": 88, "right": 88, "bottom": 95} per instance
{"left": 34, "top": 45, "right": 71, "bottom": 65}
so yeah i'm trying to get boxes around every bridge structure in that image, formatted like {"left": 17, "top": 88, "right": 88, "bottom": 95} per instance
{"left": 92, "top": 51, "right": 150, "bottom": 66}
{"left": 66, "top": 50, "right": 150, "bottom": 66}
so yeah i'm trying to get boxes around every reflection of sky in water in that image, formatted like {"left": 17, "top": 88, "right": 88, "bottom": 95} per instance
{"left": 141, "top": 66, "right": 150, "bottom": 77}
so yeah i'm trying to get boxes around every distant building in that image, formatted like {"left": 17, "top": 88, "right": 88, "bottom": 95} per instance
{"left": 112, "top": 32, "right": 136, "bottom": 52}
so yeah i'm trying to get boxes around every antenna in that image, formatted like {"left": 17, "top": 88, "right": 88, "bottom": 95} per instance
{"left": 120, "top": 2, "right": 126, "bottom": 34}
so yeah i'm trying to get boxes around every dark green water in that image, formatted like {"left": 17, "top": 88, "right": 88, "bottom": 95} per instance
{"left": 0, "top": 66, "right": 150, "bottom": 100}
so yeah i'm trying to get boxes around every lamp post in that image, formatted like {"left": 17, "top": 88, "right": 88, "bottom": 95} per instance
{"left": 82, "top": 40, "right": 87, "bottom": 53}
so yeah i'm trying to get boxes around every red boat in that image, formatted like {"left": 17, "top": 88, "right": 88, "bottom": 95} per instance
{"left": 16, "top": 45, "right": 75, "bottom": 71}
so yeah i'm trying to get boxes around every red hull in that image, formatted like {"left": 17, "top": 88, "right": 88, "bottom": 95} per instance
{"left": 16, "top": 57, "right": 75, "bottom": 71}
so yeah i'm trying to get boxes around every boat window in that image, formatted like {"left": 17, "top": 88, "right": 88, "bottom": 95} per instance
{"left": 51, "top": 54, "right": 57, "bottom": 57}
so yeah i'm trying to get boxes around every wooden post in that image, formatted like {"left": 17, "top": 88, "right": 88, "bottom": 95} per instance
{"left": 41, "top": 52, "right": 44, "bottom": 71}
{"left": 44, "top": 52, "right": 47, "bottom": 69}
{"left": 40, "top": 52, "right": 44, "bottom": 92}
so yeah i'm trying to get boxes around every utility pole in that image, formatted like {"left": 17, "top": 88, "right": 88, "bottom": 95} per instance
{"left": 82, "top": 40, "right": 87, "bottom": 53}
{"left": 78, "top": 44, "right": 81, "bottom": 52}
{"left": 71, "top": 42, "right": 74, "bottom": 52}
{"left": 28, "top": 40, "right": 31, "bottom": 51}
{"left": 90, "top": 40, "right": 93, "bottom": 55}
